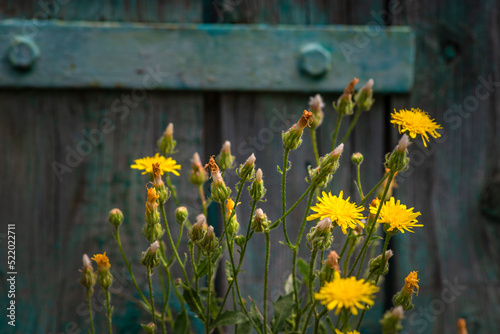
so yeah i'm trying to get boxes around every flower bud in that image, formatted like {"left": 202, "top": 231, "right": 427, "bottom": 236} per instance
{"left": 333, "top": 78, "right": 359, "bottom": 116}
{"left": 79, "top": 254, "right": 96, "bottom": 291}
{"left": 141, "top": 323, "right": 157, "bottom": 334}
{"left": 238, "top": 153, "right": 256, "bottom": 180}
{"left": 157, "top": 123, "right": 177, "bottom": 155}
{"left": 199, "top": 226, "right": 219, "bottom": 254}
{"left": 307, "top": 143, "right": 344, "bottom": 187}
{"left": 108, "top": 208, "right": 124, "bottom": 228}
{"left": 234, "top": 235, "right": 246, "bottom": 247}
{"left": 145, "top": 187, "right": 160, "bottom": 225}
{"left": 380, "top": 306, "right": 404, "bottom": 334}
{"left": 385, "top": 135, "right": 410, "bottom": 172}
{"left": 141, "top": 241, "right": 161, "bottom": 269}
{"left": 216, "top": 141, "right": 236, "bottom": 173}
{"left": 251, "top": 208, "right": 269, "bottom": 233}
{"left": 282, "top": 110, "right": 313, "bottom": 150}
{"left": 308, "top": 94, "right": 325, "bottom": 129}
{"left": 248, "top": 168, "right": 267, "bottom": 201}
{"left": 351, "top": 152, "right": 364, "bottom": 166}
{"left": 320, "top": 250, "right": 340, "bottom": 284}
{"left": 354, "top": 79, "right": 375, "bottom": 111}
{"left": 307, "top": 218, "right": 333, "bottom": 250}
{"left": 152, "top": 163, "right": 170, "bottom": 203}
{"left": 368, "top": 249, "right": 393, "bottom": 277}
{"left": 141, "top": 220, "right": 165, "bottom": 243}
{"left": 190, "top": 152, "right": 208, "bottom": 186}
{"left": 188, "top": 215, "right": 208, "bottom": 243}
{"left": 205, "top": 156, "right": 231, "bottom": 203}
{"left": 393, "top": 271, "right": 419, "bottom": 310}
{"left": 225, "top": 198, "right": 240, "bottom": 237}
{"left": 175, "top": 206, "right": 189, "bottom": 224}
{"left": 92, "top": 252, "right": 113, "bottom": 289}
{"left": 349, "top": 224, "right": 364, "bottom": 247}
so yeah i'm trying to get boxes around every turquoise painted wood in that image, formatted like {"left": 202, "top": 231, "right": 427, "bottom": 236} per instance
{"left": 0, "top": 19, "right": 414, "bottom": 92}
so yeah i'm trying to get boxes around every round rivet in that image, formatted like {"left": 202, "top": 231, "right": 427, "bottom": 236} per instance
{"left": 7, "top": 36, "right": 40, "bottom": 70}
{"left": 299, "top": 43, "right": 331, "bottom": 77}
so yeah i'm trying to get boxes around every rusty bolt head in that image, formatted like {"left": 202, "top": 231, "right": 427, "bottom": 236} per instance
{"left": 7, "top": 36, "right": 40, "bottom": 70}
{"left": 299, "top": 44, "right": 331, "bottom": 77}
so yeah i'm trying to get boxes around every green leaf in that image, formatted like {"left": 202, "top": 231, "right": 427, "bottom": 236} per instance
{"left": 182, "top": 287, "right": 205, "bottom": 321}
{"left": 317, "top": 319, "right": 328, "bottom": 334}
{"left": 271, "top": 293, "right": 294, "bottom": 333}
{"left": 212, "top": 311, "right": 248, "bottom": 327}
{"left": 225, "top": 260, "right": 235, "bottom": 282}
{"left": 250, "top": 300, "right": 263, "bottom": 331}
{"left": 173, "top": 309, "right": 190, "bottom": 334}
{"left": 238, "top": 321, "right": 252, "bottom": 334}
{"left": 369, "top": 236, "right": 383, "bottom": 241}
{"left": 297, "top": 258, "right": 309, "bottom": 278}
{"left": 197, "top": 247, "right": 223, "bottom": 277}
{"left": 277, "top": 165, "right": 283, "bottom": 174}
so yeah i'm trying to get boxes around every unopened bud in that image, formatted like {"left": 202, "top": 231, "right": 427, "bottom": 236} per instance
{"left": 188, "top": 215, "right": 208, "bottom": 243}
{"left": 355, "top": 79, "right": 375, "bottom": 111}
{"left": 216, "top": 141, "right": 236, "bottom": 172}
{"left": 308, "top": 143, "right": 344, "bottom": 187}
{"left": 152, "top": 163, "right": 170, "bottom": 203}
{"left": 307, "top": 218, "right": 333, "bottom": 250}
{"left": 333, "top": 78, "right": 359, "bottom": 116}
{"left": 282, "top": 110, "right": 312, "bottom": 150}
{"left": 385, "top": 135, "right": 410, "bottom": 172}
{"left": 320, "top": 250, "right": 340, "bottom": 284}
{"left": 79, "top": 254, "right": 96, "bottom": 291}
{"left": 393, "top": 271, "right": 419, "bottom": 310}
{"left": 308, "top": 94, "right": 325, "bottom": 129}
{"left": 141, "top": 241, "right": 160, "bottom": 268}
{"left": 108, "top": 208, "right": 124, "bottom": 228}
{"left": 248, "top": 168, "right": 266, "bottom": 201}
{"left": 380, "top": 305, "right": 404, "bottom": 334}
{"left": 226, "top": 198, "right": 240, "bottom": 237}
{"left": 141, "top": 323, "right": 157, "bottom": 334}
{"left": 369, "top": 249, "right": 394, "bottom": 276}
{"left": 190, "top": 152, "right": 208, "bottom": 186}
{"left": 83, "top": 254, "right": 92, "bottom": 268}
{"left": 199, "top": 226, "right": 219, "bottom": 254}
{"left": 157, "top": 123, "right": 177, "bottom": 155}
{"left": 251, "top": 208, "right": 269, "bottom": 233}
{"left": 234, "top": 235, "right": 246, "bottom": 247}
{"left": 351, "top": 152, "right": 364, "bottom": 166}
{"left": 396, "top": 134, "right": 410, "bottom": 152}
{"left": 205, "top": 156, "right": 231, "bottom": 202}
{"left": 175, "top": 206, "right": 189, "bottom": 224}
{"left": 238, "top": 153, "right": 256, "bottom": 180}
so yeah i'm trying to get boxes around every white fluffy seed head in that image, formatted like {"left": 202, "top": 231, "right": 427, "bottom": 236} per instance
{"left": 308, "top": 94, "right": 325, "bottom": 109}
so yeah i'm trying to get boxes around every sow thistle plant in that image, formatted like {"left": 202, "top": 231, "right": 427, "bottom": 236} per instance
{"left": 79, "top": 79, "right": 444, "bottom": 334}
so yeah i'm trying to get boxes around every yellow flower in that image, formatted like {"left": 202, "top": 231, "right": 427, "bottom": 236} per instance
{"left": 335, "top": 330, "right": 360, "bottom": 334}
{"left": 315, "top": 271, "right": 379, "bottom": 315}
{"left": 370, "top": 197, "right": 422, "bottom": 233}
{"left": 307, "top": 191, "right": 365, "bottom": 234}
{"left": 225, "top": 198, "right": 240, "bottom": 219}
{"left": 391, "top": 108, "right": 442, "bottom": 147}
{"left": 131, "top": 153, "right": 181, "bottom": 176}
{"left": 402, "top": 271, "right": 420, "bottom": 296}
{"left": 91, "top": 252, "right": 110, "bottom": 269}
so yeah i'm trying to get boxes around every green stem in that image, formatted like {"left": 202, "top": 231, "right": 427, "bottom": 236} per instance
{"left": 310, "top": 128, "right": 320, "bottom": 165}
{"left": 87, "top": 288, "right": 95, "bottom": 334}
{"left": 206, "top": 250, "right": 212, "bottom": 334}
{"left": 301, "top": 249, "right": 318, "bottom": 334}
{"left": 356, "top": 164, "right": 364, "bottom": 199}
{"left": 360, "top": 172, "right": 391, "bottom": 206}
{"left": 263, "top": 232, "right": 271, "bottom": 334}
{"left": 338, "top": 230, "right": 352, "bottom": 259}
{"left": 343, "top": 244, "right": 355, "bottom": 275}
{"left": 105, "top": 288, "right": 113, "bottom": 334}
{"left": 168, "top": 219, "right": 185, "bottom": 266}
{"left": 331, "top": 114, "right": 343, "bottom": 150}
{"left": 269, "top": 183, "right": 316, "bottom": 230}
{"left": 282, "top": 149, "right": 292, "bottom": 245}
{"left": 114, "top": 226, "right": 150, "bottom": 308}
{"left": 339, "top": 108, "right": 363, "bottom": 145}
{"left": 348, "top": 171, "right": 395, "bottom": 277}
{"left": 375, "top": 234, "right": 391, "bottom": 284}
{"left": 198, "top": 184, "right": 208, "bottom": 218}
{"left": 314, "top": 308, "right": 328, "bottom": 334}
{"left": 147, "top": 268, "right": 156, "bottom": 331}
{"left": 165, "top": 174, "right": 180, "bottom": 207}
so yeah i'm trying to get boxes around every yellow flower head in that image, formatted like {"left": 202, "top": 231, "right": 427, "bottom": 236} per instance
{"left": 131, "top": 153, "right": 181, "bottom": 176}
{"left": 370, "top": 197, "right": 422, "bottom": 233}
{"left": 335, "top": 330, "right": 360, "bottom": 334}
{"left": 391, "top": 108, "right": 442, "bottom": 147}
{"left": 315, "top": 271, "right": 379, "bottom": 315}
{"left": 91, "top": 252, "right": 110, "bottom": 269}
{"left": 307, "top": 191, "right": 365, "bottom": 234}
{"left": 403, "top": 271, "right": 420, "bottom": 296}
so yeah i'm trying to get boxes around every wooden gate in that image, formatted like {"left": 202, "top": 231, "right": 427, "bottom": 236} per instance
{"left": 1, "top": 1, "right": 499, "bottom": 333}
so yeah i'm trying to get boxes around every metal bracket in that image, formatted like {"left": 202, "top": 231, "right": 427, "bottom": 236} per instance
{"left": 0, "top": 20, "right": 415, "bottom": 92}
